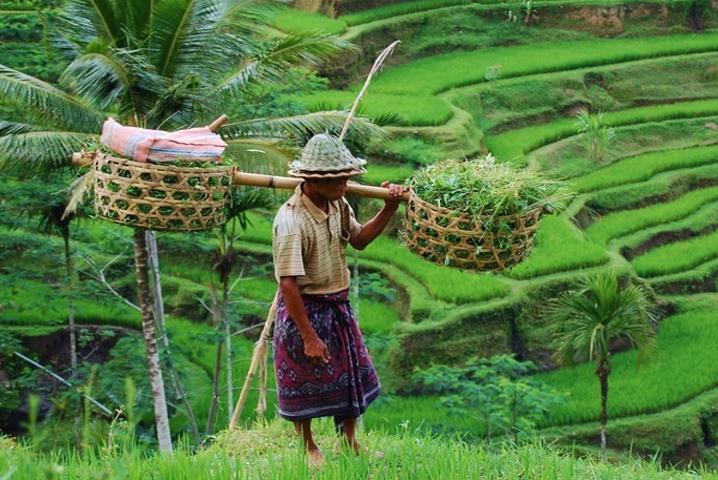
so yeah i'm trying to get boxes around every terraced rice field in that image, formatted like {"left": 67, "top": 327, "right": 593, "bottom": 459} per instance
{"left": 265, "top": 0, "right": 718, "bottom": 446}
{"left": 4, "top": 0, "right": 718, "bottom": 460}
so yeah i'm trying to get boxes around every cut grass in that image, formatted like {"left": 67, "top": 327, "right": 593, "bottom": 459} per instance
{"left": 572, "top": 144, "right": 718, "bottom": 193}
{"left": 538, "top": 307, "right": 718, "bottom": 426}
{"left": 632, "top": 229, "right": 718, "bottom": 277}
{"left": 508, "top": 216, "right": 609, "bottom": 279}
{"left": 586, "top": 187, "right": 718, "bottom": 244}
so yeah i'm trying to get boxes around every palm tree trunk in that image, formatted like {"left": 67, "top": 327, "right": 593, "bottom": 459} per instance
{"left": 223, "top": 280, "right": 233, "bottom": 424}
{"left": 597, "top": 362, "right": 610, "bottom": 456}
{"left": 205, "top": 284, "right": 223, "bottom": 434}
{"left": 63, "top": 236, "right": 77, "bottom": 377}
{"left": 134, "top": 228, "right": 172, "bottom": 453}
{"left": 145, "top": 231, "right": 201, "bottom": 445}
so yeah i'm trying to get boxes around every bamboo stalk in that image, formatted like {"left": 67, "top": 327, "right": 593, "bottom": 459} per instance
{"left": 70, "top": 154, "right": 409, "bottom": 202}
{"left": 232, "top": 171, "right": 410, "bottom": 201}
{"left": 228, "top": 291, "right": 279, "bottom": 431}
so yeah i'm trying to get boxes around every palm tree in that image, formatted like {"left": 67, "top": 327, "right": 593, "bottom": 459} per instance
{"left": 541, "top": 271, "right": 657, "bottom": 455}
{"left": 0, "top": 0, "right": 384, "bottom": 452}
{"left": 574, "top": 110, "right": 616, "bottom": 163}
{"left": 205, "top": 186, "right": 273, "bottom": 434}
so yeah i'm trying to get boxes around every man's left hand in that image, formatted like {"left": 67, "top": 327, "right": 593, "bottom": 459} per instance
{"left": 380, "top": 181, "right": 407, "bottom": 210}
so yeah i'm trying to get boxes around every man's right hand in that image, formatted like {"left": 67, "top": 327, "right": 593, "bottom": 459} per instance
{"left": 304, "top": 334, "right": 331, "bottom": 364}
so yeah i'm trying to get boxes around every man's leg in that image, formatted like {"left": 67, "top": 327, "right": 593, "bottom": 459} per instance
{"left": 339, "top": 417, "right": 384, "bottom": 458}
{"left": 341, "top": 417, "right": 360, "bottom": 453}
{"left": 296, "top": 419, "right": 324, "bottom": 467}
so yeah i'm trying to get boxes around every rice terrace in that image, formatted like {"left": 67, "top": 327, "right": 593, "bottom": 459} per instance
{"left": 2, "top": 0, "right": 718, "bottom": 478}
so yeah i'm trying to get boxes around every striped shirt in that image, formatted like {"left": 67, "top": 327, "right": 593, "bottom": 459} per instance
{"left": 272, "top": 184, "right": 362, "bottom": 294}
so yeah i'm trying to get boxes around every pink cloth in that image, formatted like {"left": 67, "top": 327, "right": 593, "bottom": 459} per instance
{"left": 100, "top": 118, "right": 227, "bottom": 163}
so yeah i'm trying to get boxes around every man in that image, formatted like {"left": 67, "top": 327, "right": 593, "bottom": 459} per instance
{"left": 272, "top": 133, "right": 405, "bottom": 467}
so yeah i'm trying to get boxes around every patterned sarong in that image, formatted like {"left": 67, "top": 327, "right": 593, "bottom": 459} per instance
{"left": 273, "top": 289, "right": 380, "bottom": 421}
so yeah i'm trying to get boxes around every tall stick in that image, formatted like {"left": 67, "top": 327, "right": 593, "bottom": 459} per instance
{"left": 338, "top": 40, "right": 400, "bottom": 141}
{"left": 229, "top": 292, "right": 278, "bottom": 430}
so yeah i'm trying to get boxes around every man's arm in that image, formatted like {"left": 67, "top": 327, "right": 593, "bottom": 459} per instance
{"left": 279, "top": 276, "right": 330, "bottom": 364}
{"left": 350, "top": 182, "right": 406, "bottom": 251}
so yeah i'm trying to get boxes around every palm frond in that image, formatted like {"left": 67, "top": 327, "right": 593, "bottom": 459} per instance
{"left": 53, "top": 0, "right": 125, "bottom": 52}
{"left": 63, "top": 170, "right": 95, "bottom": 220}
{"left": 0, "top": 64, "right": 102, "bottom": 133}
{"left": 152, "top": 0, "right": 202, "bottom": 77}
{"left": 60, "top": 47, "right": 165, "bottom": 120}
{"left": 61, "top": 53, "right": 131, "bottom": 110}
{"left": 171, "top": 0, "right": 283, "bottom": 86}
{"left": 0, "top": 120, "right": 36, "bottom": 136}
{"left": 220, "top": 111, "right": 387, "bottom": 142}
{"left": 217, "top": 33, "right": 352, "bottom": 96}
{"left": 0, "top": 131, "right": 92, "bottom": 176}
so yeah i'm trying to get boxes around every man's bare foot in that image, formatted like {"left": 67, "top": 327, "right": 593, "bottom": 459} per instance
{"left": 307, "top": 447, "right": 325, "bottom": 468}
{"left": 338, "top": 439, "right": 385, "bottom": 459}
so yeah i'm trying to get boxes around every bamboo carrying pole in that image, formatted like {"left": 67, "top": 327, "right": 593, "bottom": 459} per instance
{"left": 71, "top": 154, "right": 409, "bottom": 202}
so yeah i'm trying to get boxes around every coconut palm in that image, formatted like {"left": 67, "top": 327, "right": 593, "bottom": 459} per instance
{"left": 541, "top": 271, "right": 657, "bottom": 455}
{"left": 206, "top": 186, "right": 273, "bottom": 434}
{"left": 0, "top": 0, "right": 384, "bottom": 452}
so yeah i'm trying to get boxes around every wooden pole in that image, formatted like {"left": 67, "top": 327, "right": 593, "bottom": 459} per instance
{"left": 71, "top": 154, "right": 410, "bottom": 202}
{"left": 228, "top": 292, "right": 278, "bottom": 431}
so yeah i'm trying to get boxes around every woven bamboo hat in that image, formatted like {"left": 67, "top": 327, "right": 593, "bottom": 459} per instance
{"left": 288, "top": 133, "right": 367, "bottom": 178}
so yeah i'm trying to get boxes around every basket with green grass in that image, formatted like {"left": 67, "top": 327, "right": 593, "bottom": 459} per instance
{"left": 404, "top": 155, "right": 568, "bottom": 271}
{"left": 91, "top": 151, "right": 233, "bottom": 232}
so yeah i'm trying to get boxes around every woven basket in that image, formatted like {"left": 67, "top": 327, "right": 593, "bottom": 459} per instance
{"left": 403, "top": 191, "right": 543, "bottom": 271}
{"left": 92, "top": 152, "right": 233, "bottom": 232}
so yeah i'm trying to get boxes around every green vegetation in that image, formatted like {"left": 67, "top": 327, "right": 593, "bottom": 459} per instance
{"left": 573, "top": 144, "right": 718, "bottom": 193}
{"left": 272, "top": 9, "right": 347, "bottom": 35}
{"left": 409, "top": 156, "right": 567, "bottom": 217}
{"left": 539, "top": 307, "right": 718, "bottom": 426}
{"left": 490, "top": 98, "right": 718, "bottom": 165}
{"left": 632, "top": 229, "right": 718, "bottom": 277}
{"left": 508, "top": 216, "right": 609, "bottom": 279}
{"left": 587, "top": 187, "right": 718, "bottom": 244}
{"left": 4, "top": 423, "right": 715, "bottom": 479}
{"left": 296, "top": 90, "right": 454, "bottom": 126}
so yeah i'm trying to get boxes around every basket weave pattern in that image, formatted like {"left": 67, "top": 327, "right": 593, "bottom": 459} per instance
{"left": 93, "top": 153, "right": 232, "bottom": 231}
{"left": 403, "top": 191, "right": 543, "bottom": 271}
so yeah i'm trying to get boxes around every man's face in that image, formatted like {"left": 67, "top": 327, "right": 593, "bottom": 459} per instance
{"left": 310, "top": 177, "right": 349, "bottom": 201}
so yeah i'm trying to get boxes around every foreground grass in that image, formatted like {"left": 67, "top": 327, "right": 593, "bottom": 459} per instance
{"left": 1, "top": 422, "right": 714, "bottom": 479}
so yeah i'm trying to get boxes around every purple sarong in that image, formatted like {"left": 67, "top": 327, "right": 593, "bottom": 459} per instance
{"left": 273, "top": 289, "right": 380, "bottom": 421}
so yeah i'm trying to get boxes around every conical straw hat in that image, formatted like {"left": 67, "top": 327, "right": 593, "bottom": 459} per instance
{"left": 288, "top": 134, "right": 367, "bottom": 178}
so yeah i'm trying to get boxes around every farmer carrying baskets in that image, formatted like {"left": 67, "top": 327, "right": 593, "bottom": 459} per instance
{"left": 272, "top": 133, "right": 405, "bottom": 467}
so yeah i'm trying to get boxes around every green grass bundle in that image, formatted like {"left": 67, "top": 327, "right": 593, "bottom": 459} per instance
{"left": 408, "top": 155, "right": 567, "bottom": 218}
{"left": 404, "top": 155, "right": 569, "bottom": 270}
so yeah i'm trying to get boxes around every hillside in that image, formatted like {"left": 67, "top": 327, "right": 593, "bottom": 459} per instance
{"left": 2, "top": 0, "right": 718, "bottom": 475}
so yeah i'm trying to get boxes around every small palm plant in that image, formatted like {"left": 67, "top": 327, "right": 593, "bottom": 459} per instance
{"left": 574, "top": 110, "right": 616, "bottom": 163}
{"left": 541, "top": 271, "right": 657, "bottom": 455}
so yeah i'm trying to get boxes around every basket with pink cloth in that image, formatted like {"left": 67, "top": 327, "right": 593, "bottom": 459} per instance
{"left": 88, "top": 118, "right": 233, "bottom": 232}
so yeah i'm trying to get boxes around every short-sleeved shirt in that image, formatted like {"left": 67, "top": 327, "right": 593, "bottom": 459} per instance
{"left": 272, "top": 184, "right": 363, "bottom": 295}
